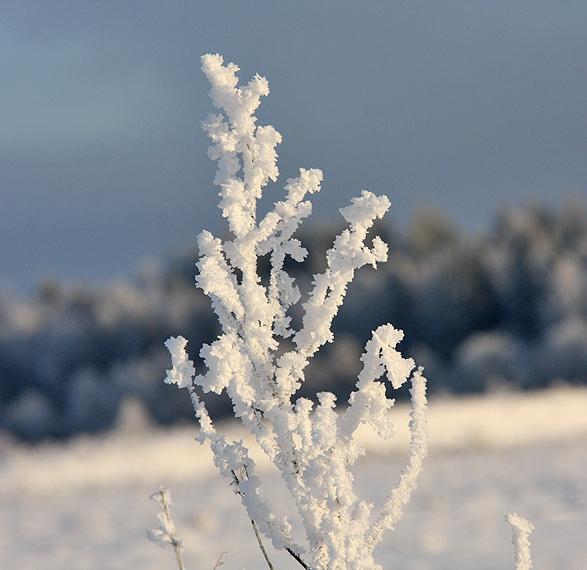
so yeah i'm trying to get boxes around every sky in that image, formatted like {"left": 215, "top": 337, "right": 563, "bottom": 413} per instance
{"left": 2, "top": 1, "right": 587, "bottom": 295}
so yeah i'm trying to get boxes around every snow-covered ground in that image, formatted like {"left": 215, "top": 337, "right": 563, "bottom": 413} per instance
{"left": 1, "top": 385, "right": 586, "bottom": 570}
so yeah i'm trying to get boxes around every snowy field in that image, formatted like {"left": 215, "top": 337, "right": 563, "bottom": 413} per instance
{"left": 1, "top": 385, "right": 586, "bottom": 570}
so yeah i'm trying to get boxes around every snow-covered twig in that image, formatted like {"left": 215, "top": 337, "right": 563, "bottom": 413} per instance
{"left": 164, "top": 54, "right": 427, "bottom": 570}
{"left": 507, "top": 513, "right": 534, "bottom": 570}
{"left": 158, "top": 52, "right": 550, "bottom": 570}
{"left": 148, "top": 487, "right": 185, "bottom": 570}
{"left": 212, "top": 552, "right": 227, "bottom": 570}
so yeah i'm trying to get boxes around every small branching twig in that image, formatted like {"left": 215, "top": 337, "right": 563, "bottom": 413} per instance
{"left": 230, "top": 469, "right": 278, "bottom": 570}
{"left": 212, "top": 552, "right": 228, "bottom": 570}
{"left": 148, "top": 486, "right": 186, "bottom": 570}
{"left": 232, "top": 469, "right": 309, "bottom": 570}
{"left": 251, "top": 518, "right": 276, "bottom": 570}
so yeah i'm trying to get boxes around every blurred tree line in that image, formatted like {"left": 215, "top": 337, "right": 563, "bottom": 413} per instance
{"left": 1, "top": 201, "right": 586, "bottom": 441}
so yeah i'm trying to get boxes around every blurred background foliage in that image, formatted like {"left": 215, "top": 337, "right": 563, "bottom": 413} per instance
{"left": 2, "top": 200, "right": 587, "bottom": 441}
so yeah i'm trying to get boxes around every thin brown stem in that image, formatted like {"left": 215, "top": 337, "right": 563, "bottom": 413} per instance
{"left": 159, "top": 491, "right": 186, "bottom": 570}
{"left": 212, "top": 552, "right": 227, "bottom": 570}
{"left": 232, "top": 468, "right": 311, "bottom": 570}
{"left": 250, "top": 518, "right": 275, "bottom": 570}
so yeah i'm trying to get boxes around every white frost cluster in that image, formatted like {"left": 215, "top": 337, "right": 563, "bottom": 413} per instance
{"left": 164, "top": 54, "right": 428, "bottom": 570}
{"left": 506, "top": 513, "right": 534, "bottom": 570}
{"left": 148, "top": 487, "right": 185, "bottom": 570}
{"left": 147, "top": 487, "right": 180, "bottom": 547}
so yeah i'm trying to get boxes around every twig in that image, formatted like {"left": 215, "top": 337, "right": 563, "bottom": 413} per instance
{"left": 230, "top": 468, "right": 311, "bottom": 570}
{"left": 212, "top": 552, "right": 228, "bottom": 570}
{"left": 286, "top": 547, "right": 311, "bottom": 570}
{"left": 230, "top": 469, "right": 275, "bottom": 570}
{"left": 161, "top": 497, "right": 186, "bottom": 570}
{"left": 507, "top": 513, "right": 534, "bottom": 570}
{"left": 148, "top": 487, "right": 186, "bottom": 570}
{"left": 250, "top": 518, "right": 276, "bottom": 570}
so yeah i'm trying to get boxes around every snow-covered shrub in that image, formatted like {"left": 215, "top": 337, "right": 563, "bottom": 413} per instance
{"left": 163, "top": 54, "right": 428, "bottom": 570}
{"left": 454, "top": 331, "right": 528, "bottom": 392}
{"left": 534, "top": 315, "right": 587, "bottom": 385}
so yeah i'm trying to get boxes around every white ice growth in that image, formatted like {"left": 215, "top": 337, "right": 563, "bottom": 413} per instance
{"left": 164, "top": 54, "right": 428, "bottom": 570}
{"left": 148, "top": 487, "right": 186, "bottom": 570}
{"left": 164, "top": 336, "right": 196, "bottom": 389}
{"left": 507, "top": 513, "right": 534, "bottom": 570}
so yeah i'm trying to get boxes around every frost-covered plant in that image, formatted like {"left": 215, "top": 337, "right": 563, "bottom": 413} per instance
{"left": 148, "top": 487, "right": 186, "bottom": 570}
{"left": 506, "top": 514, "right": 534, "bottom": 570}
{"left": 163, "top": 54, "right": 428, "bottom": 570}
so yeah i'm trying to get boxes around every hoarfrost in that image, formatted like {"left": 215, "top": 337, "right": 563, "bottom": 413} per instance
{"left": 165, "top": 53, "right": 429, "bottom": 570}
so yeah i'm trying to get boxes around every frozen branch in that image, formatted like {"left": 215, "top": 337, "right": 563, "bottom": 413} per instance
{"left": 148, "top": 487, "right": 186, "bottom": 570}
{"left": 164, "top": 54, "right": 428, "bottom": 570}
{"left": 507, "top": 513, "right": 534, "bottom": 570}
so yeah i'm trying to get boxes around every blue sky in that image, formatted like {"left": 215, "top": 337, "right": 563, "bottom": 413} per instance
{"left": 2, "top": 1, "right": 587, "bottom": 295}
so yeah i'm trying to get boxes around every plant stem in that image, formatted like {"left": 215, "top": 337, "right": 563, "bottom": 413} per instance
{"left": 250, "top": 518, "right": 275, "bottom": 570}
{"left": 159, "top": 491, "right": 186, "bottom": 570}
